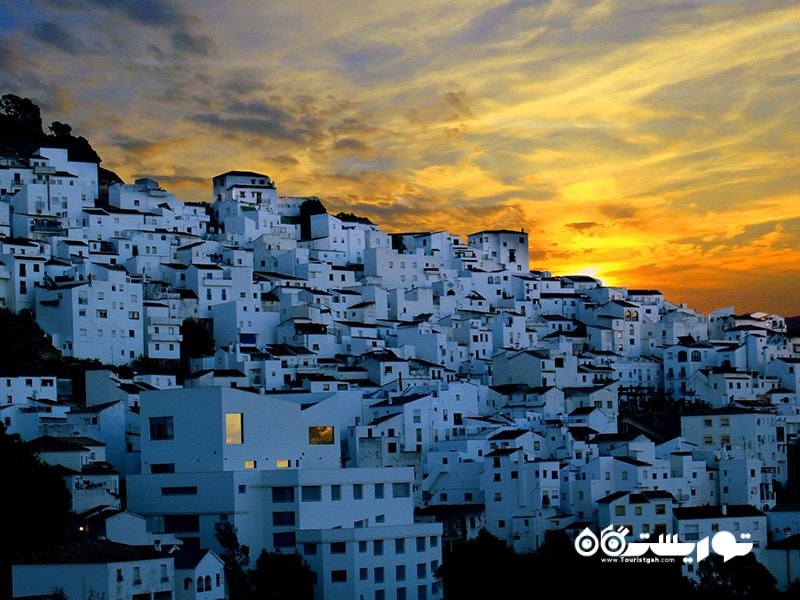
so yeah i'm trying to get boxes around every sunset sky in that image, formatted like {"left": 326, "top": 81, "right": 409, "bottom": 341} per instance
{"left": 1, "top": 1, "right": 798, "bottom": 317}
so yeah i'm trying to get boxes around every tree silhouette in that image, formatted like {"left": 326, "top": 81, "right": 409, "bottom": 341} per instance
{"left": 251, "top": 549, "right": 315, "bottom": 600}
{"left": 298, "top": 197, "right": 327, "bottom": 240}
{"left": 214, "top": 515, "right": 251, "bottom": 600}
{"left": 694, "top": 552, "right": 780, "bottom": 599}
{"left": 0, "top": 424, "right": 73, "bottom": 598}
{"left": 435, "top": 529, "right": 523, "bottom": 599}
{"left": 179, "top": 317, "right": 215, "bottom": 381}
{"left": 0, "top": 93, "right": 44, "bottom": 143}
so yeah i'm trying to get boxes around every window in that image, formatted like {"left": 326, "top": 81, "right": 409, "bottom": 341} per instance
{"left": 273, "top": 531, "right": 295, "bottom": 547}
{"left": 331, "top": 484, "right": 341, "bottom": 501}
{"left": 161, "top": 486, "right": 197, "bottom": 496}
{"left": 393, "top": 482, "right": 411, "bottom": 498}
{"left": 655, "top": 504, "right": 666, "bottom": 515}
{"left": 309, "top": 425, "right": 335, "bottom": 444}
{"left": 416, "top": 537, "right": 426, "bottom": 552}
{"left": 396, "top": 565, "right": 406, "bottom": 581}
{"left": 360, "top": 568, "right": 369, "bottom": 580}
{"left": 244, "top": 460, "right": 257, "bottom": 469}
{"left": 395, "top": 538, "right": 406, "bottom": 554}
{"left": 330, "top": 542, "right": 346, "bottom": 554}
{"left": 96, "top": 309, "right": 107, "bottom": 319}
{"left": 375, "top": 567, "right": 385, "bottom": 583}
{"left": 301, "top": 486, "right": 322, "bottom": 502}
{"left": 225, "top": 413, "right": 243, "bottom": 444}
{"left": 150, "top": 463, "right": 175, "bottom": 474}
{"left": 417, "top": 563, "right": 427, "bottom": 578}
{"left": 272, "top": 487, "right": 295, "bottom": 503}
{"left": 149, "top": 416, "right": 174, "bottom": 440}
{"left": 272, "top": 511, "right": 296, "bottom": 526}
{"left": 375, "top": 483, "right": 385, "bottom": 499}
{"left": 354, "top": 484, "right": 363, "bottom": 499}
{"left": 374, "top": 540, "right": 384, "bottom": 555}
{"left": 615, "top": 506, "right": 626, "bottom": 516}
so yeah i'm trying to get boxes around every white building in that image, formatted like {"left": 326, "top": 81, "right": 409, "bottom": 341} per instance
{"left": 12, "top": 539, "right": 174, "bottom": 600}
{"left": 126, "top": 385, "right": 442, "bottom": 599}
{"left": 35, "top": 264, "right": 144, "bottom": 364}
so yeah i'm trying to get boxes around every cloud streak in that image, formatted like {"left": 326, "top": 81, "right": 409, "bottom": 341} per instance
{"left": 1, "top": 0, "right": 799, "bottom": 315}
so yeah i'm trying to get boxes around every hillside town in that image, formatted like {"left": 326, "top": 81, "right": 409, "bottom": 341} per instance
{"left": 2, "top": 145, "right": 800, "bottom": 599}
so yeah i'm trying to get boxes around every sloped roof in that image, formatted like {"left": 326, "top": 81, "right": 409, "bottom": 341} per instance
{"left": 15, "top": 539, "right": 169, "bottom": 564}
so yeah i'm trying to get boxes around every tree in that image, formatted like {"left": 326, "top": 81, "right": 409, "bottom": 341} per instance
{"left": 251, "top": 549, "right": 314, "bottom": 600}
{"left": 0, "top": 93, "right": 44, "bottom": 137}
{"left": 335, "top": 211, "right": 373, "bottom": 225}
{"left": 214, "top": 515, "right": 251, "bottom": 600}
{"left": 694, "top": 552, "right": 781, "bottom": 599}
{"left": 0, "top": 308, "right": 62, "bottom": 375}
{"left": 435, "top": 529, "right": 523, "bottom": 599}
{"left": 298, "top": 197, "right": 327, "bottom": 240}
{"left": 0, "top": 424, "right": 73, "bottom": 598}
{"left": 49, "top": 121, "right": 72, "bottom": 138}
{"left": 179, "top": 317, "right": 215, "bottom": 382}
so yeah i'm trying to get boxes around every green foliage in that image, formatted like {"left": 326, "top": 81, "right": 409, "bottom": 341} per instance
{"left": 0, "top": 423, "right": 73, "bottom": 598}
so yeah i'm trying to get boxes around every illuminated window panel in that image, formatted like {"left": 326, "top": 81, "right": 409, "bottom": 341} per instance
{"left": 226, "top": 413, "right": 244, "bottom": 444}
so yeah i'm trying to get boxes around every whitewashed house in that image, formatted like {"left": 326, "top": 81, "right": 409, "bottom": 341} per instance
{"left": 12, "top": 539, "right": 174, "bottom": 600}
{"left": 35, "top": 263, "right": 144, "bottom": 364}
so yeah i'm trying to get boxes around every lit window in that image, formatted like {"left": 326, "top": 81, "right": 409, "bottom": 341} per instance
{"left": 309, "top": 426, "right": 334, "bottom": 445}
{"left": 276, "top": 459, "right": 289, "bottom": 468}
{"left": 226, "top": 413, "right": 243, "bottom": 444}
